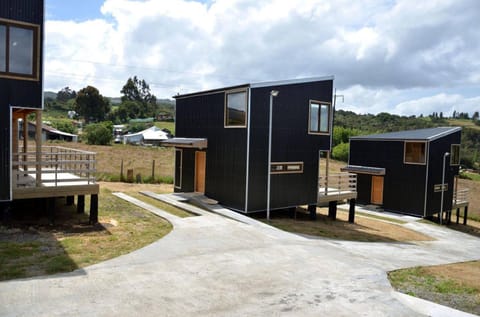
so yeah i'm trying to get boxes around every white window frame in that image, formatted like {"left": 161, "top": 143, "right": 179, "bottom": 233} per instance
{"left": 224, "top": 89, "right": 248, "bottom": 128}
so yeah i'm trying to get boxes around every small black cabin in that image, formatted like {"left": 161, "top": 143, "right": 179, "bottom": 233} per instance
{"left": 165, "top": 77, "right": 334, "bottom": 213}
{"left": 345, "top": 127, "right": 462, "bottom": 217}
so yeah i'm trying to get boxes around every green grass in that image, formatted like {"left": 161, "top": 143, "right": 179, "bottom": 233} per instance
{"left": 389, "top": 264, "right": 480, "bottom": 314}
{"left": 154, "top": 121, "right": 175, "bottom": 135}
{"left": 461, "top": 171, "right": 480, "bottom": 182}
{"left": 0, "top": 187, "right": 173, "bottom": 281}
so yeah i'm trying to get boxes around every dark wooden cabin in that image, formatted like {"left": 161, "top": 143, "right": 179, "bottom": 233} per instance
{"left": 344, "top": 127, "right": 468, "bottom": 218}
{"left": 1, "top": 0, "right": 98, "bottom": 223}
{"left": 164, "top": 77, "right": 339, "bottom": 214}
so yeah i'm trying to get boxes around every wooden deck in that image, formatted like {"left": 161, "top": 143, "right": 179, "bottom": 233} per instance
{"left": 318, "top": 173, "right": 357, "bottom": 204}
{"left": 12, "top": 146, "right": 99, "bottom": 200}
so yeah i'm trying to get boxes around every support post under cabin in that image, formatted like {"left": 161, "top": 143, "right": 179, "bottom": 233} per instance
{"left": 77, "top": 195, "right": 85, "bottom": 214}
{"left": 348, "top": 199, "right": 356, "bottom": 223}
{"left": 308, "top": 204, "right": 317, "bottom": 220}
{"left": 89, "top": 194, "right": 98, "bottom": 224}
{"left": 328, "top": 201, "right": 337, "bottom": 220}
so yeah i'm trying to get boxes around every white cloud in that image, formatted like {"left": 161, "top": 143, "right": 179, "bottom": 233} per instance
{"left": 44, "top": 0, "right": 480, "bottom": 116}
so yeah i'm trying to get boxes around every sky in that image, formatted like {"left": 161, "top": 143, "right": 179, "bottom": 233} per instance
{"left": 44, "top": 0, "right": 480, "bottom": 116}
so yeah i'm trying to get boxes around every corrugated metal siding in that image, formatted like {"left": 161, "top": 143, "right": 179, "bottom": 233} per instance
{"left": 425, "top": 131, "right": 461, "bottom": 216}
{"left": 247, "top": 80, "right": 333, "bottom": 212}
{"left": 0, "top": 0, "right": 43, "bottom": 109}
{"left": 0, "top": 113, "right": 10, "bottom": 201}
{"left": 0, "top": 0, "right": 43, "bottom": 24}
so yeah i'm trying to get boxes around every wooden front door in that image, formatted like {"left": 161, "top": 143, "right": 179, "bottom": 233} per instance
{"left": 371, "top": 176, "right": 384, "bottom": 205}
{"left": 195, "top": 151, "right": 206, "bottom": 193}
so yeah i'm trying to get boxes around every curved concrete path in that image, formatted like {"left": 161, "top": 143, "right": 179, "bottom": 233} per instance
{"left": 0, "top": 195, "right": 479, "bottom": 317}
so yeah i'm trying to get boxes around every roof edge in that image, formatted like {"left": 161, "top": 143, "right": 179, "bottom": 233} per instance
{"left": 250, "top": 75, "right": 334, "bottom": 88}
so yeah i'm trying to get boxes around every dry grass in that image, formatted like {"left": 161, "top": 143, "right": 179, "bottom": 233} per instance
{"left": 265, "top": 207, "right": 432, "bottom": 242}
{"left": 46, "top": 141, "right": 174, "bottom": 182}
{"left": 457, "top": 178, "right": 480, "bottom": 221}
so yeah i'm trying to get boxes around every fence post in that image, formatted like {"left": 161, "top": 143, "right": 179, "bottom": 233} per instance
{"left": 152, "top": 159, "right": 155, "bottom": 179}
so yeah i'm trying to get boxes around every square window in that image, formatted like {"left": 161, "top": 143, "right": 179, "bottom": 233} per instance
{"left": 225, "top": 90, "right": 247, "bottom": 127}
{"left": 309, "top": 101, "right": 330, "bottom": 134}
{"left": 404, "top": 142, "right": 426, "bottom": 164}
{"left": 0, "top": 19, "right": 39, "bottom": 80}
{"left": 450, "top": 144, "right": 460, "bottom": 165}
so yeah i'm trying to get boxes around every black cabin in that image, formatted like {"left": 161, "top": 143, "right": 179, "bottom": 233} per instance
{"left": 1, "top": 0, "right": 44, "bottom": 202}
{"left": 165, "top": 77, "right": 334, "bottom": 213}
{"left": 345, "top": 127, "right": 462, "bottom": 217}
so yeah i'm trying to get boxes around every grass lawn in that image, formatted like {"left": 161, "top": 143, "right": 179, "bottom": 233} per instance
{"left": 389, "top": 261, "right": 480, "bottom": 315}
{"left": 0, "top": 183, "right": 173, "bottom": 281}
{"left": 154, "top": 121, "right": 175, "bottom": 135}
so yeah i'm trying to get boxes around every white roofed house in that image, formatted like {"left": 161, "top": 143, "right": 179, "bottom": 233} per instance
{"left": 123, "top": 126, "right": 170, "bottom": 146}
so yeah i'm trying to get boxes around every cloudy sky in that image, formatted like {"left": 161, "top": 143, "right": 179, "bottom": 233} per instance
{"left": 45, "top": 0, "right": 480, "bottom": 116}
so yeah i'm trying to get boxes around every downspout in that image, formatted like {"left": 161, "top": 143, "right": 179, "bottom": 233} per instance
{"left": 244, "top": 87, "right": 252, "bottom": 212}
{"left": 423, "top": 141, "right": 430, "bottom": 217}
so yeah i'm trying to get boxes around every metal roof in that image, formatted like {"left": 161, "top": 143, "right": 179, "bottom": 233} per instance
{"left": 350, "top": 127, "right": 462, "bottom": 142}
{"left": 173, "top": 76, "right": 334, "bottom": 99}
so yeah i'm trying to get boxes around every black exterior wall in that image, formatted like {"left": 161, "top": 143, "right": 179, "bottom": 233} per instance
{"left": 0, "top": 0, "right": 44, "bottom": 201}
{"left": 174, "top": 78, "right": 333, "bottom": 213}
{"left": 425, "top": 132, "right": 461, "bottom": 215}
{"left": 247, "top": 81, "right": 332, "bottom": 212}
{"left": 175, "top": 87, "right": 248, "bottom": 211}
{"left": 349, "top": 129, "right": 461, "bottom": 217}
{"left": 0, "top": 0, "right": 44, "bottom": 110}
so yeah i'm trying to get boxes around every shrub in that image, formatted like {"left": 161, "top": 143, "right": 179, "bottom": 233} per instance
{"left": 83, "top": 122, "right": 113, "bottom": 145}
{"left": 332, "top": 142, "right": 350, "bottom": 162}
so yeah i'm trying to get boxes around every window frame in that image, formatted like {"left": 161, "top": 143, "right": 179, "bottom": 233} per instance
{"left": 270, "top": 162, "right": 304, "bottom": 174}
{"left": 450, "top": 144, "right": 460, "bottom": 166}
{"left": 308, "top": 100, "right": 331, "bottom": 135}
{"left": 0, "top": 18, "right": 40, "bottom": 81}
{"left": 404, "top": 141, "right": 427, "bottom": 165}
{"left": 174, "top": 149, "right": 183, "bottom": 189}
{"left": 224, "top": 88, "right": 248, "bottom": 128}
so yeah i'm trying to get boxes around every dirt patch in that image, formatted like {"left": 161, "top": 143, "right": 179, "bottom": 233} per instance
{"left": 266, "top": 208, "right": 432, "bottom": 242}
{"left": 424, "top": 261, "right": 480, "bottom": 290}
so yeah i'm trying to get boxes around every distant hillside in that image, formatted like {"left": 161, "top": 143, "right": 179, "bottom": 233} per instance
{"left": 44, "top": 91, "right": 57, "bottom": 100}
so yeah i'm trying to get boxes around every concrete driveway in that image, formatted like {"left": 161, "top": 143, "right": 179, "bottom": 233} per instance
{"left": 0, "top": 196, "right": 479, "bottom": 317}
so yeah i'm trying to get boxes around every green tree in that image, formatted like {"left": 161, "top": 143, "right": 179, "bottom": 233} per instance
{"left": 75, "top": 86, "right": 111, "bottom": 124}
{"left": 57, "top": 86, "right": 77, "bottom": 102}
{"left": 83, "top": 122, "right": 113, "bottom": 145}
{"left": 119, "top": 76, "right": 157, "bottom": 120}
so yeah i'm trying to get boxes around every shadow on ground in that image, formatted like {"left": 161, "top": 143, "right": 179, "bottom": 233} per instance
{"left": 0, "top": 197, "right": 110, "bottom": 281}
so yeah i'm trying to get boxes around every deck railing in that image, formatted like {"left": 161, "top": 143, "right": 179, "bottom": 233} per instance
{"left": 12, "top": 146, "right": 97, "bottom": 188}
{"left": 318, "top": 172, "right": 357, "bottom": 196}
{"left": 453, "top": 188, "right": 469, "bottom": 206}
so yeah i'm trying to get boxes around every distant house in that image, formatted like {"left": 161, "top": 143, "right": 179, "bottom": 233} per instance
{"left": 26, "top": 121, "right": 78, "bottom": 142}
{"left": 344, "top": 127, "right": 468, "bottom": 218}
{"left": 123, "top": 126, "right": 170, "bottom": 145}
{"left": 162, "top": 76, "right": 357, "bottom": 218}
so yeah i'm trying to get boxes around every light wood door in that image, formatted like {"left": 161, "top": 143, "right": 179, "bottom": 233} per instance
{"left": 195, "top": 151, "right": 206, "bottom": 193}
{"left": 371, "top": 176, "right": 384, "bottom": 205}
